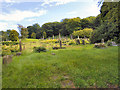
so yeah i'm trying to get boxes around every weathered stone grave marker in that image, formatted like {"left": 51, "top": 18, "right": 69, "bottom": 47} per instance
{"left": 3, "top": 55, "right": 12, "bottom": 64}
{"left": 19, "top": 39, "right": 22, "bottom": 52}
{"left": 59, "top": 33, "right": 62, "bottom": 48}
{"left": 101, "top": 38, "right": 104, "bottom": 44}
{"left": 82, "top": 39, "right": 85, "bottom": 45}
{"left": 76, "top": 36, "right": 80, "bottom": 44}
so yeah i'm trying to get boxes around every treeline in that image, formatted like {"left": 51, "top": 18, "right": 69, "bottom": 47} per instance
{"left": 1, "top": 2, "right": 119, "bottom": 43}
{"left": 27, "top": 16, "right": 96, "bottom": 39}
{"left": 1, "top": 16, "right": 97, "bottom": 40}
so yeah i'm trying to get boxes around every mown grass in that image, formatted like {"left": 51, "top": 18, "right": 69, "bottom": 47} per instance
{"left": 2, "top": 39, "right": 118, "bottom": 88}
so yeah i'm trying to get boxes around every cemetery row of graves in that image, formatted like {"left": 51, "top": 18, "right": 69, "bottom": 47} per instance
{"left": 1, "top": 37, "right": 118, "bottom": 88}
{"left": 1, "top": 35, "right": 118, "bottom": 59}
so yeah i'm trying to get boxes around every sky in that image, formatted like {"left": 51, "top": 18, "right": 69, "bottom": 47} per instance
{"left": 0, "top": 0, "right": 101, "bottom": 32}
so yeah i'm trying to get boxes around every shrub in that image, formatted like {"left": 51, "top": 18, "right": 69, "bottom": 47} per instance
{"left": 33, "top": 47, "right": 46, "bottom": 53}
{"left": 84, "top": 40, "right": 90, "bottom": 44}
{"left": 69, "top": 40, "right": 76, "bottom": 45}
{"left": 53, "top": 47, "right": 66, "bottom": 50}
{"left": 107, "top": 40, "right": 112, "bottom": 46}
{"left": 2, "top": 41, "right": 19, "bottom": 46}
{"left": 94, "top": 43, "right": 106, "bottom": 48}
{"left": 10, "top": 47, "right": 19, "bottom": 52}
{"left": 2, "top": 42, "right": 10, "bottom": 46}
{"left": 2, "top": 49, "right": 11, "bottom": 56}
{"left": 11, "top": 41, "right": 19, "bottom": 45}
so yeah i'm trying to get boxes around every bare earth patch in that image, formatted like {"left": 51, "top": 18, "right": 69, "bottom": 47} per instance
{"left": 61, "top": 80, "right": 75, "bottom": 88}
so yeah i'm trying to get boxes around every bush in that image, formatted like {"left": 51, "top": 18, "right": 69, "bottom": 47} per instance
{"left": 84, "top": 39, "right": 90, "bottom": 44}
{"left": 10, "top": 47, "right": 19, "bottom": 52}
{"left": 53, "top": 47, "right": 66, "bottom": 50}
{"left": 11, "top": 41, "right": 19, "bottom": 45}
{"left": 2, "top": 41, "right": 19, "bottom": 46}
{"left": 94, "top": 43, "right": 106, "bottom": 48}
{"left": 33, "top": 47, "right": 46, "bottom": 53}
{"left": 2, "top": 49, "right": 11, "bottom": 56}
{"left": 107, "top": 40, "right": 112, "bottom": 46}
{"left": 69, "top": 40, "right": 76, "bottom": 45}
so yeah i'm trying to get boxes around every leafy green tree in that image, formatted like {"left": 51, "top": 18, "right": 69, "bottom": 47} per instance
{"left": 72, "top": 28, "right": 93, "bottom": 38}
{"left": 9, "top": 30, "right": 19, "bottom": 41}
{"left": 43, "top": 31, "right": 47, "bottom": 39}
{"left": 6, "top": 29, "right": 11, "bottom": 40}
{"left": 18, "top": 24, "right": 28, "bottom": 39}
{"left": 90, "top": 2, "right": 119, "bottom": 43}
{"left": 27, "top": 23, "right": 42, "bottom": 39}
{"left": 31, "top": 32, "right": 36, "bottom": 39}
{"left": 83, "top": 28, "right": 93, "bottom": 38}
{"left": 1, "top": 31, "right": 8, "bottom": 41}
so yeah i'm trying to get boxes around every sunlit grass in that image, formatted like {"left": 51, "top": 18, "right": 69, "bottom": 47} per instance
{"left": 2, "top": 39, "right": 118, "bottom": 88}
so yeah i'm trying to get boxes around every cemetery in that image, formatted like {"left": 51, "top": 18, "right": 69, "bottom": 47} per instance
{"left": 1, "top": 36, "right": 119, "bottom": 88}
{"left": 0, "top": 0, "right": 119, "bottom": 88}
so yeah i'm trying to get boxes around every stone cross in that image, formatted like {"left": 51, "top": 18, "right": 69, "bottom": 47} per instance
{"left": 101, "top": 38, "right": 104, "bottom": 43}
{"left": 53, "top": 35, "right": 54, "bottom": 39}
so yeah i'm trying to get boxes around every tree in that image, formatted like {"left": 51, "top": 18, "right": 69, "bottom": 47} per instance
{"left": 31, "top": 32, "right": 36, "bottom": 39}
{"left": 1, "top": 31, "right": 8, "bottom": 41}
{"left": 6, "top": 30, "right": 11, "bottom": 40}
{"left": 27, "top": 23, "right": 42, "bottom": 39}
{"left": 83, "top": 28, "right": 93, "bottom": 38}
{"left": 18, "top": 24, "right": 28, "bottom": 39}
{"left": 72, "top": 28, "right": 93, "bottom": 38}
{"left": 90, "top": 2, "right": 119, "bottom": 43}
{"left": 43, "top": 31, "right": 47, "bottom": 39}
{"left": 9, "top": 30, "right": 19, "bottom": 41}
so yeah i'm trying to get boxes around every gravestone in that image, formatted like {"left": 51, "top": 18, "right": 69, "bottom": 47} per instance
{"left": 70, "top": 35, "right": 73, "bottom": 39}
{"left": 59, "top": 33, "right": 62, "bottom": 48}
{"left": 19, "top": 39, "right": 22, "bottom": 52}
{"left": 76, "top": 39, "right": 80, "bottom": 44}
{"left": 16, "top": 52, "right": 22, "bottom": 56}
{"left": 3, "top": 55, "right": 12, "bottom": 64}
{"left": 53, "top": 35, "right": 54, "bottom": 39}
{"left": 82, "top": 40, "right": 85, "bottom": 45}
{"left": 111, "top": 42, "right": 117, "bottom": 46}
{"left": 101, "top": 39, "right": 104, "bottom": 44}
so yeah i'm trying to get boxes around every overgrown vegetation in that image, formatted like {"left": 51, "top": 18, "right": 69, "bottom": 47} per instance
{"left": 2, "top": 40, "right": 118, "bottom": 88}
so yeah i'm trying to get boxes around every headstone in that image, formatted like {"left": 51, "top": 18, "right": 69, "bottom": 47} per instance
{"left": 19, "top": 39, "right": 22, "bottom": 52}
{"left": 59, "top": 33, "right": 62, "bottom": 48}
{"left": 59, "top": 33, "right": 61, "bottom": 40}
{"left": 52, "top": 53, "right": 56, "bottom": 55}
{"left": 53, "top": 35, "right": 54, "bottom": 39}
{"left": 101, "top": 39, "right": 104, "bottom": 44}
{"left": 60, "top": 40, "right": 62, "bottom": 48}
{"left": 111, "top": 42, "right": 117, "bottom": 46}
{"left": 16, "top": 52, "right": 22, "bottom": 56}
{"left": 82, "top": 40, "right": 85, "bottom": 45}
{"left": 3, "top": 55, "right": 12, "bottom": 64}
{"left": 70, "top": 35, "right": 73, "bottom": 39}
{"left": 76, "top": 39, "right": 80, "bottom": 44}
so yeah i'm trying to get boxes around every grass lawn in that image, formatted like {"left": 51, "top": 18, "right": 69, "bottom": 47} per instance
{"left": 2, "top": 40, "right": 118, "bottom": 88}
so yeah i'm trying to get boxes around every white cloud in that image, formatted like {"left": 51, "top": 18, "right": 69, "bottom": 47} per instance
{"left": 0, "top": 9, "right": 47, "bottom": 21}
{"left": 86, "top": 4, "right": 100, "bottom": 16}
{"left": 67, "top": 11, "right": 77, "bottom": 15}
{"left": 40, "top": 0, "right": 78, "bottom": 6}
{"left": 0, "top": 22, "right": 8, "bottom": 31}
{"left": 27, "top": 18, "right": 35, "bottom": 22}
{"left": 0, "top": 22, "right": 18, "bottom": 31}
